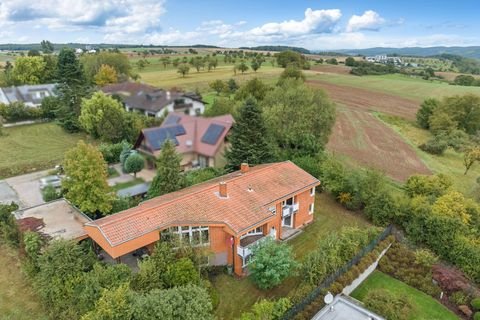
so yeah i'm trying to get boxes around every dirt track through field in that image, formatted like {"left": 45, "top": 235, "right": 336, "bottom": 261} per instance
{"left": 307, "top": 80, "right": 419, "bottom": 120}
{"left": 327, "top": 107, "right": 431, "bottom": 181}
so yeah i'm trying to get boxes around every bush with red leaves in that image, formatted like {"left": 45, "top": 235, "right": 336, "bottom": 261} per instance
{"left": 433, "top": 264, "right": 480, "bottom": 297}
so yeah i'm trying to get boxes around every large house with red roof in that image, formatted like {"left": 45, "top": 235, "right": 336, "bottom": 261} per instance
{"left": 84, "top": 161, "right": 320, "bottom": 276}
{"left": 134, "top": 112, "right": 234, "bottom": 170}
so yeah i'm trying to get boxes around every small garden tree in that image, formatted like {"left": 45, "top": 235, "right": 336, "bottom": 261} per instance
{"left": 124, "top": 153, "right": 144, "bottom": 177}
{"left": 249, "top": 238, "right": 297, "bottom": 289}
{"left": 147, "top": 139, "right": 183, "bottom": 198}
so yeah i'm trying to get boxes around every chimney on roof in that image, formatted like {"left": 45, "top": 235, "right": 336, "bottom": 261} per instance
{"left": 240, "top": 163, "right": 249, "bottom": 173}
{"left": 219, "top": 181, "right": 228, "bottom": 198}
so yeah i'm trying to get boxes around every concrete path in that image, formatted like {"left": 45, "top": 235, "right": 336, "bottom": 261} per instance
{"left": 0, "top": 181, "right": 19, "bottom": 205}
{"left": 5, "top": 169, "right": 50, "bottom": 209}
{"left": 107, "top": 165, "right": 134, "bottom": 187}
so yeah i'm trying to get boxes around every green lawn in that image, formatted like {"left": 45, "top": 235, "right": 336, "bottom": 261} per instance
{"left": 111, "top": 177, "right": 145, "bottom": 192}
{"left": 377, "top": 114, "right": 480, "bottom": 197}
{"left": 306, "top": 72, "right": 480, "bottom": 101}
{"left": 212, "top": 192, "right": 372, "bottom": 319}
{"left": 138, "top": 64, "right": 283, "bottom": 92}
{"left": 0, "top": 245, "right": 47, "bottom": 320}
{"left": 351, "top": 271, "right": 458, "bottom": 320}
{"left": 0, "top": 123, "right": 92, "bottom": 179}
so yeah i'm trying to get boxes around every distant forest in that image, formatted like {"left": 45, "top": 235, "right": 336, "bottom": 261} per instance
{"left": 239, "top": 45, "right": 310, "bottom": 54}
{"left": 334, "top": 46, "right": 480, "bottom": 60}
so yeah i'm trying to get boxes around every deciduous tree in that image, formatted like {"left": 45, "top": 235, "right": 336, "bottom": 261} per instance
{"left": 79, "top": 91, "right": 126, "bottom": 142}
{"left": 94, "top": 64, "right": 118, "bottom": 86}
{"left": 177, "top": 63, "right": 190, "bottom": 77}
{"left": 11, "top": 56, "right": 46, "bottom": 84}
{"left": 63, "top": 141, "right": 113, "bottom": 215}
{"left": 250, "top": 238, "right": 297, "bottom": 289}
{"left": 124, "top": 153, "right": 145, "bottom": 177}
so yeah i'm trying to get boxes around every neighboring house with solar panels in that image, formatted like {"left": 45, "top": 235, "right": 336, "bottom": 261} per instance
{"left": 0, "top": 84, "right": 57, "bottom": 107}
{"left": 101, "top": 82, "right": 205, "bottom": 117}
{"left": 134, "top": 112, "right": 234, "bottom": 171}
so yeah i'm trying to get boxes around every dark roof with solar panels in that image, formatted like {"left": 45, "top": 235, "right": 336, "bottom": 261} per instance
{"left": 142, "top": 125, "right": 186, "bottom": 150}
{"left": 201, "top": 124, "right": 226, "bottom": 145}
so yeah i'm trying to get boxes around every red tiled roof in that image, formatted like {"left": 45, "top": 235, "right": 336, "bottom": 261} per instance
{"left": 139, "top": 112, "right": 234, "bottom": 157}
{"left": 85, "top": 161, "right": 320, "bottom": 246}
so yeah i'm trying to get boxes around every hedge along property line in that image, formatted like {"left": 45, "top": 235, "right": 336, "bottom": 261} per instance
{"left": 282, "top": 225, "right": 394, "bottom": 320}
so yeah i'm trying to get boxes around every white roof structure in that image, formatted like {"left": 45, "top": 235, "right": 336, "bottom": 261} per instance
{"left": 311, "top": 294, "right": 385, "bottom": 320}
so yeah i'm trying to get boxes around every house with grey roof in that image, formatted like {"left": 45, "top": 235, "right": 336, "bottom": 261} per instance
{"left": 312, "top": 294, "right": 385, "bottom": 320}
{"left": 0, "top": 84, "right": 57, "bottom": 107}
{"left": 101, "top": 82, "right": 205, "bottom": 117}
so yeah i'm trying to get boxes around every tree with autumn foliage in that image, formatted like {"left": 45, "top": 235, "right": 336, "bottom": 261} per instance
{"left": 63, "top": 141, "right": 113, "bottom": 216}
{"left": 94, "top": 64, "right": 118, "bottom": 86}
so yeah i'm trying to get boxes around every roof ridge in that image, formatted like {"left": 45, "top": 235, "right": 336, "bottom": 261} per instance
{"left": 90, "top": 161, "right": 289, "bottom": 228}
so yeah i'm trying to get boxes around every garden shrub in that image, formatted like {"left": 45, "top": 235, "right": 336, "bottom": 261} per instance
{"left": 404, "top": 174, "right": 452, "bottom": 200}
{"left": 363, "top": 289, "right": 414, "bottom": 320}
{"left": 0, "top": 102, "right": 44, "bottom": 122}
{"left": 450, "top": 291, "right": 468, "bottom": 306}
{"left": 472, "top": 298, "right": 480, "bottom": 311}
{"left": 419, "top": 137, "right": 448, "bottom": 155}
{"left": 98, "top": 141, "right": 131, "bottom": 164}
{"left": 0, "top": 202, "right": 20, "bottom": 247}
{"left": 378, "top": 243, "right": 441, "bottom": 297}
{"left": 250, "top": 237, "right": 297, "bottom": 289}
{"left": 41, "top": 185, "right": 61, "bottom": 202}
{"left": 432, "top": 264, "right": 478, "bottom": 296}
{"left": 475, "top": 312, "right": 480, "bottom": 320}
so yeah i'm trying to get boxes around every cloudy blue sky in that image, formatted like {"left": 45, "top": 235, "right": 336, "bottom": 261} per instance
{"left": 0, "top": 0, "right": 478, "bottom": 49}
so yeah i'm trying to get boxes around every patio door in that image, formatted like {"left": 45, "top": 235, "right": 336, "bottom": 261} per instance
{"left": 282, "top": 214, "right": 293, "bottom": 227}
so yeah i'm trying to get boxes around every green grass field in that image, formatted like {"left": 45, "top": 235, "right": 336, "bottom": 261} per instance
{"left": 138, "top": 63, "right": 283, "bottom": 92}
{"left": 377, "top": 114, "right": 480, "bottom": 197}
{"left": 212, "top": 192, "right": 372, "bottom": 319}
{"left": 306, "top": 72, "right": 480, "bottom": 101}
{"left": 0, "top": 123, "right": 92, "bottom": 179}
{"left": 351, "top": 271, "right": 458, "bottom": 320}
{"left": 0, "top": 245, "right": 47, "bottom": 320}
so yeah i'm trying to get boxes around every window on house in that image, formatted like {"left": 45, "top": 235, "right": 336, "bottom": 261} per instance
{"left": 310, "top": 187, "right": 315, "bottom": 196}
{"left": 282, "top": 197, "right": 294, "bottom": 206}
{"left": 309, "top": 203, "right": 314, "bottom": 214}
{"left": 162, "top": 226, "right": 210, "bottom": 246}
{"left": 241, "top": 226, "right": 264, "bottom": 239}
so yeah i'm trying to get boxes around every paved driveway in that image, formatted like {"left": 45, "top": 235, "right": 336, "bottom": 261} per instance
{"left": 0, "top": 181, "right": 19, "bottom": 205}
{"left": 5, "top": 169, "right": 50, "bottom": 209}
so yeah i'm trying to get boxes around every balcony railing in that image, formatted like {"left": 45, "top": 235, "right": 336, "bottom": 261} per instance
{"left": 237, "top": 232, "right": 275, "bottom": 259}
{"left": 282, "top": 203, "right": 299, "bottom": 217}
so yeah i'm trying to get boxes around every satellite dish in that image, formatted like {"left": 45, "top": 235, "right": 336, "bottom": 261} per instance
{"left": 324, "top": 292, "right": 334, "bottom": 305}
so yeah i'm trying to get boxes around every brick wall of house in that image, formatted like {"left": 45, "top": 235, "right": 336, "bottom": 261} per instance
{"left": 294, "top": 188, "right": 316, "bottom": 228}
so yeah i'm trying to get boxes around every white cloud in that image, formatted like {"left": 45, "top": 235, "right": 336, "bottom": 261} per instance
{"left": 248, "top": 8, "right": 341, "bottom": 37}
{"left": 0, "top": 0, "right": 166, "bottom": 42}
{"left": 346, "top": 10, "right": 385, "bottom": 32}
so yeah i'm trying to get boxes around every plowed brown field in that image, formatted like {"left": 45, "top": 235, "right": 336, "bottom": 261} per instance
{"left": 307, "top": 79, "right": 419, "bottom": 120}
{"left": 327, "top": 107, "right": 431, "bottom": 181}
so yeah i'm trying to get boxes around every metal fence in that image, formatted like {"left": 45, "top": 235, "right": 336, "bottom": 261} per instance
{"left": 282, "top": 224, "right": 393, "bottom": 320}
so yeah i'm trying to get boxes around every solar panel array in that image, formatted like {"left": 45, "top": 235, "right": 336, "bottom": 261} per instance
{"left": 201, "top": 124, "right": 225, "bottom": 145}
{"left": 163, "top": 114, "right": 181, "bottom": 125}
{"left": 144, "top": 124, "right": 186, "bottom": 150}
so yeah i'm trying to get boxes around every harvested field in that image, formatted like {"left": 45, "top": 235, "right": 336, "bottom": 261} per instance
{"left": 327, "top": 107, "right": 431, "bottom": 181}
{"left": 310, "top": 64, "right": 352, "bottom": 75}
{"left": 307, "top": 79, "right": 419, "bottom": 120}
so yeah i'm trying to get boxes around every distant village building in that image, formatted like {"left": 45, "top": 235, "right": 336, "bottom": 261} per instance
{"left": 134, "top": 112, "right": 234, "bottom": 171}
{"left": 0, "top": 84, "right": 57, "bottom": 107}
{"left": 365, "top": 55, "right": 403, "bottom": 65}
{"left": 101, "top": 82, "right": 206, "bottom": 117}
